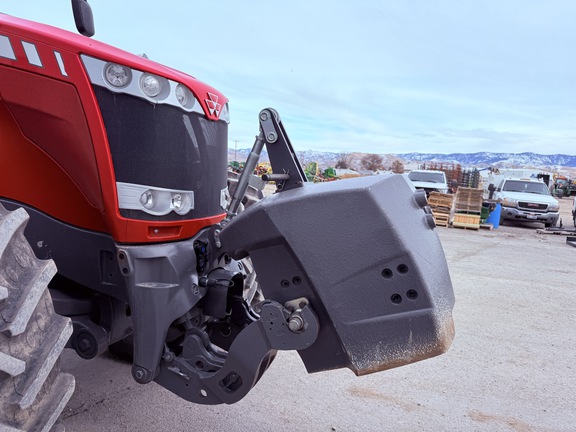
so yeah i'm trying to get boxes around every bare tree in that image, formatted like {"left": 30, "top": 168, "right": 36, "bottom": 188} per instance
{"left": 335, "top": 153, "right": 352, "bottom": 169}
{"left": 360, "top": 154, "right": 384, "bottom": 171}
{"left": 390, "top": 160, "right": 405, "bottom": 174}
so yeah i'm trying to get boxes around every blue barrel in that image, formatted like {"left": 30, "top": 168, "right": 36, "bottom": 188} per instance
{"left": 486, "top": 203, "right": 501, "bottom": 229}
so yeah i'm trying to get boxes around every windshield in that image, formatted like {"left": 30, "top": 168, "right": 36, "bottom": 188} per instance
{"left": 502, "top": 180, "right": 550, "bottom": 195}
{"left": 408, "top": 171, "right": 445, "bottom": 183}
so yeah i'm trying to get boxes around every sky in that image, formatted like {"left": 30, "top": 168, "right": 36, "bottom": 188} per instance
{"left": 3, "top": 1, "right": 576, "bottom": 155}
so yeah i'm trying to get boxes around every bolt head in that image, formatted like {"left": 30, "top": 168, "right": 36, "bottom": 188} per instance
{"left": 288, "top": 314, "right": 305, "bottom": 333}
{"left": 267, "top": 132, "right": 277, "bottom": 142}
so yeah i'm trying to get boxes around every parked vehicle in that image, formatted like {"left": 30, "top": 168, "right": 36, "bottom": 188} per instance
{"left": 407, "top": 170, "right": 449, "bottom": 195}
{"left": 493, "top": 178, "right": 560, "bottom": 228}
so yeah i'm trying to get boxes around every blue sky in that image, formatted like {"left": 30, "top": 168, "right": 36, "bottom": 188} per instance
{"left": 4, "top": 1, "right": 576, "bottom": 155}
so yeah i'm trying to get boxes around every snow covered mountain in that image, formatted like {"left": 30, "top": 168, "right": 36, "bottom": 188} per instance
{"left": 230, "top": 149, "right": 576, "bottom": 170}
{"left": 396, "top": 152, "right": 576, "bottom": 168}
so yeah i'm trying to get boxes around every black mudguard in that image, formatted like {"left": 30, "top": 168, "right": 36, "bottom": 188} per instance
{"left": 219, "top": 173, "right": 455, "bottom": 375}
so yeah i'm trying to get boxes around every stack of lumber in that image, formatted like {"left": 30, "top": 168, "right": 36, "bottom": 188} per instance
{"left": 427, "top": 192, "right": 453, "bottom": 227}
{"left": 452, "top": 187, "right": 483, "bottom": 229}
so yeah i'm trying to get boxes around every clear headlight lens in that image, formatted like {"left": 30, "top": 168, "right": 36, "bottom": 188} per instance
{"left": 139, "top": 73, "right": 162, "bottom": 97}
{"left": 140, "top": 190, "right": 155, "bottom": 209}
{"left": 175, "top": 84, "right": 188, "bottom": 106}
{"left": 174, "top": 84, "right": 197, "bottom": 110}
{"left": 548, "top": 203, "right": 560, "bottom": 212}
{"left": 104, "top": 63, "right": 132, "bottom": 87}
{"left": 171, "top": 193, "right": 193, "bottom": 215}
{"left": 501, "top": 197, "right": 518, "bottom": 207}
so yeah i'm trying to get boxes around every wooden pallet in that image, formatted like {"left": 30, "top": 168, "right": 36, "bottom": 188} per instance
{"left": 454, "top": 187, "right": 483, "bottom": 213}
{"left": 428, "top": 191, "right": 454, "bottom": 208}
{"left": 428, "top": 192, "right": 454, "bottom": 219}
{"left": 432, "top": 212, "right": 450, "bottom": 227}
{"left": 452, "top": 213, "right": 480, "bottom": 230}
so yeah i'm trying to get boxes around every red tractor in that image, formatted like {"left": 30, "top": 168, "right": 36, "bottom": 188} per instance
{"left": 0, "top": 2, "right": 455, "bottom": 430}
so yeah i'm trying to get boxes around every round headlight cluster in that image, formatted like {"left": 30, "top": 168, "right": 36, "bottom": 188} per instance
{"left": 86, "top": 57, "right": 209, "bottom": 115}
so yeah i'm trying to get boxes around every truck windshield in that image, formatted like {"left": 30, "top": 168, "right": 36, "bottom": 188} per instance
{"left": 502, "top": 180, "right": 549, "bottom": 195}
{"left": 408, "top": 171, "right": 445, "bottom": 183}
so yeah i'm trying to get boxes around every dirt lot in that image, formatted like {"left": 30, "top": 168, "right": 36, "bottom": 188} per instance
{"left": 60, "top": 196, "right": 576, "bottom": 432}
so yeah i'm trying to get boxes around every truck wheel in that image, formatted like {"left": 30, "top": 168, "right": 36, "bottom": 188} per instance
{"left": 0, "top": 205, "right": 75, "bottom": 432}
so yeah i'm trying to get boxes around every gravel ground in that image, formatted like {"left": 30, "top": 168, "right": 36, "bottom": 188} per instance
{"left": 60, "top": 196, "right": 576, "bottom": 432}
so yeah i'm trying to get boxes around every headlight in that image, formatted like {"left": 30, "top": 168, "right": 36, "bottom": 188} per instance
{"left": 548, "top": 203, "right": 560, "bottom": 212}
{"left": 175, "top": 83, "right": 196, "bottom": 110}
{"left": 501, "top": 197, "right": 518, "bottom": 207}
{"left": 117, "top": 182, "right": 195, "bottom": 216}
{"left": 139, "top": 73, "right": 162, "bottom": 97}
{"left": 175, "top": 84, "right": 188, "bottom": 105}
{"left": 171, "top": 192, "right": 193, "bottom": 215}
{"left": 140, "top": 190, "right": 155, "bottom": 209}
{"left": 104, "top": 63, "right": 132, "bottom": 88}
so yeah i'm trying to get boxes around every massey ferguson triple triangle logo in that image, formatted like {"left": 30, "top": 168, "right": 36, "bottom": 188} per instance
{"left": 205, "top": 92, "right": 222, "bottom": 117}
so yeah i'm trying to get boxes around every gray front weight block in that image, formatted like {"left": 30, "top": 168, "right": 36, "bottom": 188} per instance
{"left": 219, "top": 174, "right": 455, "bottom": 376}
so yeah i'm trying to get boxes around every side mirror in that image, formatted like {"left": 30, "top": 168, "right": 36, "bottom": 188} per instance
{"left": 72, "top": 0, "right": 95, "bottom": 37}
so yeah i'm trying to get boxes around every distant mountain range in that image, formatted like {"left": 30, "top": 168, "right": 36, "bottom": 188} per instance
{"left": 396, "top": 152, "right": 576, "bottom": 168}
{"left": 230, "top": 149, "right": 576, "bottom": 171}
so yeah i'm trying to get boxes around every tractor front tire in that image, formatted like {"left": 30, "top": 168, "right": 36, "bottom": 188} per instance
{"left": 0, "top": 205, "right": 75, "bottom": 432}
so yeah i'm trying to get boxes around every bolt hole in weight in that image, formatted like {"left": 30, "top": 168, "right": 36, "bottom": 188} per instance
{"left": 406, "top": 289, "right": 418, "bottom": 300}
{"left": 381, "top": 268, "right": 393, "bottom": 279}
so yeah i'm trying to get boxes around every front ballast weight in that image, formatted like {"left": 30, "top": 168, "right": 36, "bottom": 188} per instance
{"left": 219, "top": 154, "right": 455, "bottom": 376}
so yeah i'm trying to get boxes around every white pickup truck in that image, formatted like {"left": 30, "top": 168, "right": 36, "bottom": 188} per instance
{"left": 493, "top": 177, "right": 559, "bottom": 228}
{"left": 407, "top": 170, "right": 448, "bottom": 195}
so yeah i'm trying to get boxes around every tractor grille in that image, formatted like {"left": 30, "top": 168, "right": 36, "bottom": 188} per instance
{"left": 93, "top": 87, "right": 228, "bottom": 221}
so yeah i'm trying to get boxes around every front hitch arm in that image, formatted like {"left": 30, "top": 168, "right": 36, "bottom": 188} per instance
{"left": 227, "top": 108, "right": 307, "bottom": 219}
{"left": 154, "top": 298, "right": 318, "bottom": 404}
